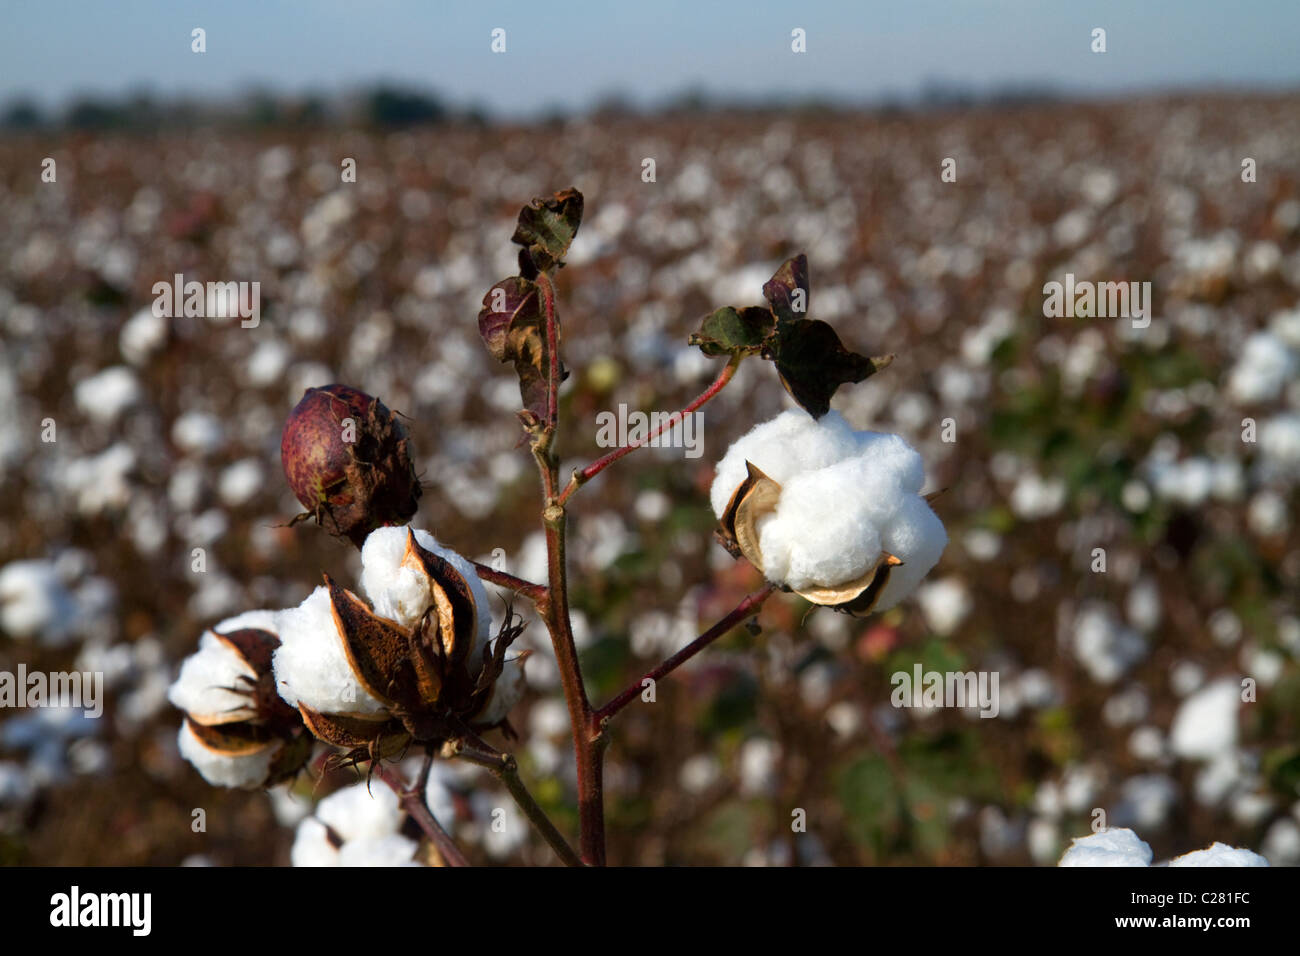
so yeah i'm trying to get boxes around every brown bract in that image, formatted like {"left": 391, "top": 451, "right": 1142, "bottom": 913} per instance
{"left": 280, "top": 384, "right": 421, "bottom": 548}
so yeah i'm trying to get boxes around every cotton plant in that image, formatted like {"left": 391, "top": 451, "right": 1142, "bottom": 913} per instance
{"left": 168, "top": 188, "right": 947, "bottom": 866}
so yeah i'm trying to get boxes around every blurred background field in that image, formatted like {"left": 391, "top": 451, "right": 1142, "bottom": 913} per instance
{"left": 1, "top": 2, "right": 1299, "bottom": 866}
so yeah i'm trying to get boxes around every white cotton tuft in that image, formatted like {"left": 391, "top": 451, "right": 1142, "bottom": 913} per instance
{"left": 359, "top": 526, "right": 490, "bottom": 648}
{"left": 272, "top": 586, "right": 389, "bottom": 716}
{"left": 1058, "top": 828, "right": 1153, "bottom": 867}
{"left": 916, "top": 577, "right": 973, "bottom": 635}
{"left": 338, "top": 834, "right": 421, "bottom": 867}
{"left": 0, "top": 560, "right": 80, "bottom": 646}
{"left": 1168, "top": 842, "right": 1269, "bottom": 867}
{"left": 289, "top": 817, "right": 340, "bottom": 867}
{"left": 1169, "top": 677, "right": 1240, "bottom": 760}
{"left": 74, "top": 366, "right": 142, "bottom": 425}
{"left": 314, "top": 780, "right": 405, "bottom": 844}
{"left": 710, "top": 409, "right": 945, "bottom": 606}
{"left": 176, "top": 721, "right": 275, "bottom": 790}
{"left": 476, "top": 656, "right": 528, "bottom": 727}
{"left": 1225, "top": 332, "right": 1296, "bottom": 405}
{"left": 167, "top": 630, "right": 259, "bottom": 722}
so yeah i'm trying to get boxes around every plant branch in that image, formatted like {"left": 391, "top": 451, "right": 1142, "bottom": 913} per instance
{"left": 596, "top": 583, "right": 776, "bottom": 722}
{"left": 557, "top": 354, "right": 741, "bottom": 506}
{"left": 448, "top": 736, "right": 584, "bottom": 867}
{"left": 469, "top": 561, "right": 547, "bottom": 603}
{"left": 372, "top": 761, "right": 470, "bottom": 867}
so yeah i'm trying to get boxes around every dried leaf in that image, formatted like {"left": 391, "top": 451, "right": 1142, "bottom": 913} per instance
{"left": 477, "top": 277, "right": 553, "bottom": 419}
{"left": 511, "top": 187, "right": 584, "bottom": 274}
{"left": 762, "top": 254, "right": 811, "bottom": 323}
{"left": 689, "top": 305, "right": 774, "bottom": 358}
{"left": 768, "top": 318, "right": 893, "bottom": 419}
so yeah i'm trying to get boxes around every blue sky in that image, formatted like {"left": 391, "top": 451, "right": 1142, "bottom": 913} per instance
{"left": 3, "top": 1, "right": 1298, "bottom": 115}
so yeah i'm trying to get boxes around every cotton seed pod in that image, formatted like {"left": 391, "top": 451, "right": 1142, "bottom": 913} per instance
{"left": 170, "top": 619, "right": 312, "bottom": 789}
{"left": 280, "top": 384, "right": 421, "bottom": 548}
{"left": 289, "top": 529, "right": 524, "bottom": 751}
{"left": 718, "top": 460, "right": 904, "bottom": 617}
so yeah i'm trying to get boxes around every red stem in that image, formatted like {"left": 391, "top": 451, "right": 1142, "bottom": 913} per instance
{"left": 469, "top": 561, "right": 547, "bottom": 603}
{"left": 372, "top": 762, "right": 470, "bottom": 867}
{"left": 557, "top": 355, "right": 740, "bottom": 507}
{"left": 537, "top": 272, "right": 560, "bottom": 429}
{"left": 596, "top": 583, "right": 776, "bottom": 721}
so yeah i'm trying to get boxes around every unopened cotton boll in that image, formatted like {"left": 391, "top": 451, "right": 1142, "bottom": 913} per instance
{"left": 710, "top": 409, "right": 946, "bottom": 612}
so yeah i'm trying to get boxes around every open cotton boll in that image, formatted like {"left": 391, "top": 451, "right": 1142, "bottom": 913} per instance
{"left": 314, "top": 780, "right": 405, "bottom": 843}
{"left": 167, "top": 630, "right": 259, "bottom": 722}
{"left": 1169, "top": 677, "right": 1240, "bottom": 759}
{"left": 359, "top": 526, "right": 490, "bottom": 646}
{"left": 709, "top": 409, "right": 862, "bottom": 518}
{"left": 1225, "top": 332, "right": 1296, "bottom": 405}
{"left": 1058, "top": 828, "right": 1153, "bottom": 867}
{"left": 1168, "top": 843, "right": 1269, "bottom": 867}
{"left": 711, "top": 409, "right": 946, "bottom": 609}
{"left": 176, "top": 721, "right": 275, "bottom": 790}
{"left": 338, "top": 834, "right": 421, "bottom": 867}
{"left": 290, "top": 817, "right": 340, "bottom": 867}
{"left": 272, "top": 586, "right": 389, "bottom": 717}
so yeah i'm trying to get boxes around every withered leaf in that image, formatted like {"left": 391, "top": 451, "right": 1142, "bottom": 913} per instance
{"left": 768, "top": 318, "right": 893, "bottom": 419}
{"left": 511, "top": 187, "right": 584, "bottom": 274}
{"left": 477, "top": 277, "right": 556, "bottom": 420}
{"left": 689, "top": 305, "right": 774, "bottom": 357}
{"left": 324, "top": 574, "right": 419, "bottom": 710}
{"left": 762, "top": 254, "right": 811, "bottom": 323}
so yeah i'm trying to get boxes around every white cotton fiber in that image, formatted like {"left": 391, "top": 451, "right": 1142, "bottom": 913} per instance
{"left": 360, "top": 526, "right": 490, "bottom": 649}
{"left": 1168, "top": 842, "right": 1269, "bottom": 867}
{"left": 314, "top": 780, "right": 404, "bottom": 843}
{"left": 1058, "top": 828, "right": 1153, "bottom": 867}
{"left": 475, "top": 656, "right": 527, "bottom": 727}
{"left": 337, "top": 834, "right": 420, "bottom": 867}
{"left": 74, "top": 365, "right": 142, "bottom": 425}
{"left": 176, "top": 721, "right": 275, "bottom": 790}
{"left": 272, "top": 586, "right": 389, "bottom": 717}
{"left": 1170, "top": 677, "right": 1240, "bottom": 759}
{"left": 710, "top": 409, "right": 946, "bottom": 608}
{"left": 167, "top": 630, "right": 259, "bottom": 723}
{"left": 1225, "top": 332, "right": 1295, "bottom": 405}
{"left": 289, "top": 817, "right": 340, "bottom": 867}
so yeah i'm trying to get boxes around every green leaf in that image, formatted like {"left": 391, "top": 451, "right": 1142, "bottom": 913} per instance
{"left": 768, "top": 318, "right": 893, "bottom": 419}
{"left": 512, "top": 187, "right": 584, "bottom": 275}
{"left": 688, "top": 305, "right": 774, "bottom": 357}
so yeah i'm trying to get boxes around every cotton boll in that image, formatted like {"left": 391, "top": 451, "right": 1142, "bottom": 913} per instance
{"left": 176, "top": 721, "right": 275, "bottom": 790}
{"left": 1168, "top": 843, "right": 1268, "bottom": 867}
{"left": 916, "top": 577, "right": 972, "bottom": 635}
{"left": 1058, "top": 828, "right": 1152, "bottom": 867}
{"left": 272, "top": 586, "right": 389, "bottom": 716}
{"left": 337, "top": 834, "right": 420, "bottom": 867}
{"left": 1225, "top": 332, "right": 1295, "bottom": 405}
{"left": 359, "top": 527, "right": 489, "bottom": 648}
{"left": 290, "top": 817, "right": 340, "bottom": 867}
{"left": 315, "top": 781, "right": 404, "bottom": 844}
{"left": 1170, "top": 677, "right": 1240, "bottom": 759}
{"left": 709, "top": 409, "right": 860, "bottom": 518}
{"left": 74, "top": 366, "right": 142, "bottom": 425}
